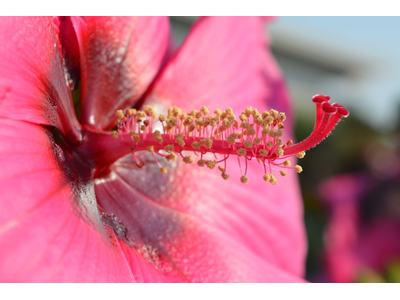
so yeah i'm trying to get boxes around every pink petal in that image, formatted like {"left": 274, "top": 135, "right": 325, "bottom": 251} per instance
{"left": 145, "top": 17, "right": 293, "bottom": 127}
{"left": 95, "top": 155, "right": 304, "bottom": 282}
{"left": 53, "top": 17, "right": 81, "bottom": 89}
{"left": 0, "top": 119, "right": 175, "bottom": 282}
{"left": 71, "top": 16, "right": 170, "bottom": 130}
{"left": 0, "top": 17, "right": 80, "bottom": 140}
{"left": 133, "top": 16, "right": 306, "bottom": 278}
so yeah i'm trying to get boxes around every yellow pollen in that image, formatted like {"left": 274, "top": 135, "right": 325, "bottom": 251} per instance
{"left": 140, "top": 125, "right": 146, "bottom": 131}
{"left": 191, "top": 141, "right": 201, "bottom": 149}
{"left": 204, "top": 138, "right": 213, "bottom": 148}
{"left": 237, "top": 148, "right": 247, "bottom": 156}
{"left": 280, "top": 170, "right": 287, "bottom": 176}
{"left": 205, "top": 160, "right": 217, "bottom": 169}
{"left": 240, "top": 122, "right": 250, "bottom": 129}
{"left": 245, "top": 128, "right": 256, "bottom": 136}
{"left": 165, "top": 153, "right": 177, "bottom": 162}
{"left": 265, "top": 116, "right": 274, "bottom": 125}
{"left": 175, "top": 138, "right": 185, "bottom": 147}
{"left": 111, "top": 131, "right": 118, "bottom": 138}
{"left": 296, "top": 151, "right": 306, "bottom": 159}
{"left": 147, "top": 146, "right": 154, "bottom": 152}
{"left": 259, "top": 149, "right": 268, "bottom": 157}
{"left": 283, "top": 160, "right": 291, "bottom": 167}
{"left": 160, "top": 167, "right": 167, "bottom": 174}
{"left": 262, "top": 111, "right": 270, "bottom": 119}
{"left": 243, "top": 140, "right": 253, "bottom": 148}
{"left": 276, "top": 148, "right": 284, "bottom": 157}
{"left": 294, "top": 165, "right": 303, "bottom": 173}
{"left": 132, "top": 134, "right": 140, "bottom": 143}
{"left": 230, "top": 132, "right": 239, "bottom": 139}
{"left": 262, "top": 128, "right": 269, "bottom": 137}
{"left": 197, "top": 159, "right": 206, "bottom": 167}
{"left": 153, "top": 130, "right": 163, "bottom": 143}
{"left": 227, "top": 136, "right": 236, "bottom": 145}
{"left": 240, "top": 175, "right": 249, "bottom": 184}
{"left": 116, "top": 110, "right": 124, "bottom": 119}
{"left": 218, "top": 166, "right": 225, "bottom": 172}
{"left": 269, "top": 129, "right": 277, "bottom": 138}
{"left": 183, "top": 156, "right": 195, "bottom": 164}
{"left": 164, "top": 144, "right": 174, "bottom": 153}
{"left": 254, "top": 137, "right": 261, "bottom": 145}
{"left": 214, "top": 108, "right": 222, "bottom": 116}
{"left": 244, "top": 107, "right": 253, "bottom": 117}
{"left": 263, "top": 174, "right": 271, "bottom": 182}
{"left": 276, "top": 138, "right": 283, "bottom": 146}
{"left": 266, "top": 141, "right": 273, "bottom": 148}
{"left": 126, "top": 108, "right": 137, "bottom": 116}
{"left": 226, "top": 108, "right": 234, "bottom": 115}
{"left": 270, "top": 109, "right": 278, "bottom": 119}
{"left": 221, "top": 173, "right": 230, "bottom": 180}
{"left": 277, "top": 129, "right": 284, "bottom": 137}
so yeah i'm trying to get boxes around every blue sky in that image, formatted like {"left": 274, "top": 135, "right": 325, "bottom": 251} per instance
{"left": 275, "top": 17, "right": 400, "bottom": 130}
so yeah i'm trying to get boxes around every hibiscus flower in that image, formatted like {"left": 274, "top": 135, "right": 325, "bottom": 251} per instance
{"left": 0, "top": 16, "right": 318, "bottom": 282}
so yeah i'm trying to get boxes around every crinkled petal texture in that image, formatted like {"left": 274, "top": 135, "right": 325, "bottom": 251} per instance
{"left": 71, "top": 16, "right": 170, "bottom": 130}
{"left": 0, "top": 17, "right": 80, "bottom": 140}
{"left": 95, "top": 17, "right": 306, "bottom": 282}
{"left": 0, "top": 16, "right": 306, "bottom": 282}
{"left": 0, "top": 119, "right": 181, "bottom": 282}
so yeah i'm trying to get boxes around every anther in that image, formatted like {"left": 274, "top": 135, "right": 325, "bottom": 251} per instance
{"left": 197, "top": 159, "right": 206, "bottom": 167}
{"left": 263, "top": 174, "right": 271, "bottom": 182}
{"left": 240, "top": 175, "right": 249, "bottom": 184}
{"left": 147, "top": 146, "right": 154, "bottom": 152}
{"left": 276, "top": 148, "right": 284, "bottom": 157}
{"left": 116, "top": 110, "right": 124, "bottom": 119}
{"left": 205, "top": 160, "right": 217, "bottom": 169}
{"left": 221, "top": 173, "right": 230, "bottom": 180}
{"left": 183, "top": 156, "right": 195, "bottom": 164}
{"left": 294, "top": 165, "right": 303, "bottom": 173}
{"left": 237, "top": 148, "right": 247, "bottom": 156}
{"left": 165, "top": 153, "right": 177, "bottom": 162}
{"left": 296, "top": 151, "right": 306, "bottom": 159}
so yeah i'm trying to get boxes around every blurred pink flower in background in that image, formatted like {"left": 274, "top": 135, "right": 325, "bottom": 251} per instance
{"left": 0, "top": 17, "right": 306, "bottom": 282}
{"left": 320, "top": 167, "right": 400, "bottom": 282}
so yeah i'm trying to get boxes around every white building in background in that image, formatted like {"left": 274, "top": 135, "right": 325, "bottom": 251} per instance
{"left": 170, "top": 17, "right": 400, "bottom": 131}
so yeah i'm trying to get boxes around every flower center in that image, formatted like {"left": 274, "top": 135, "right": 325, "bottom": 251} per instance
{"left": 78, "top": 94, "right": 348, "bottom": 184}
